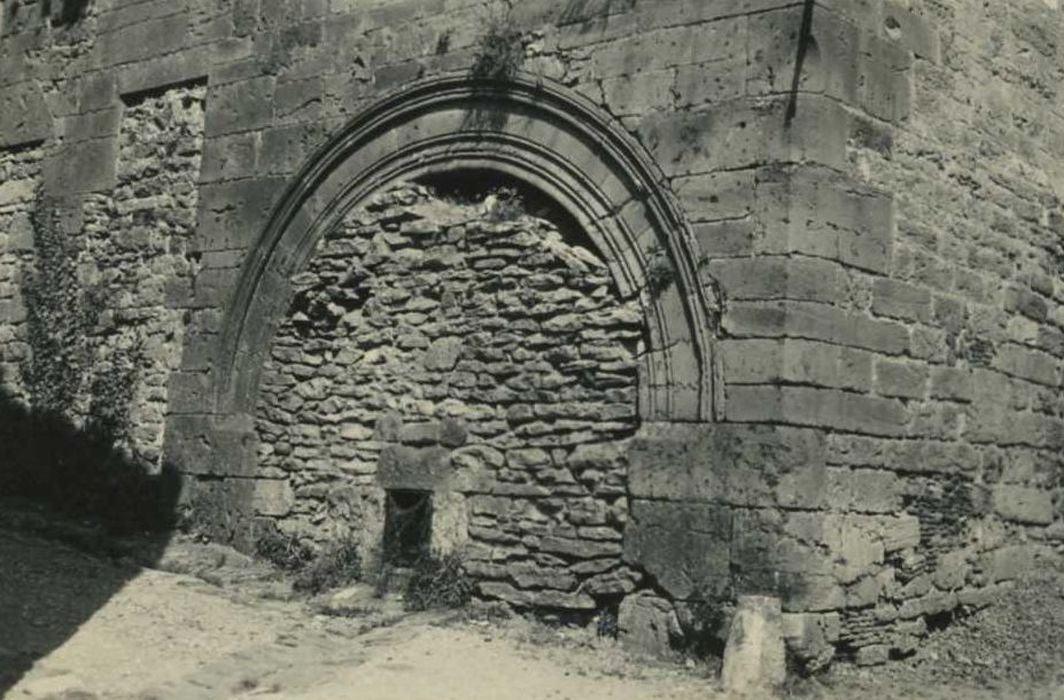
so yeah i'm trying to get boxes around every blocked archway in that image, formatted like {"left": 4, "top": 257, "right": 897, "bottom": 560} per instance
{"left": 212, "top": 75, "right": 718, "bottom": 425}
{"left": 171, "top": 75, "right": 722, "bottom": 546}
{"left": 254, "top": 180, "right": 653, "bottom": 604}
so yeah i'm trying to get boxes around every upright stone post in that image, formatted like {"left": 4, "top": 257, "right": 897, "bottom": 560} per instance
{"left": 721, "top": 595, "right": 786, "bottom": 697}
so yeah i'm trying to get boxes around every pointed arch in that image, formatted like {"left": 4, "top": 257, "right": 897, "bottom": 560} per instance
{"left": 211, "top": 75, "right": 719, "bottom": 423}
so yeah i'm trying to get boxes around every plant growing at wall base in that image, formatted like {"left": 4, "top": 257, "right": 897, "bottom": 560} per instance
{"left": 683, "top": 590, "right": 733, "bottom": 659}
{"left": 293, "top": 537, "right": 364, "bottom": 594}
{"left": 254, "top": 524, "right": 364, "bottom": 594}
{"left": 404, "top": 551, "right": 475, "bottom": 611}
{"left": 254, "top": 522, "right": 315, "bottom": 572}
{"left": 3, "top": 191, "right": 180, "bottom": 534}
{"left": 595, "top": 607, "right": 619, "bottom": 639}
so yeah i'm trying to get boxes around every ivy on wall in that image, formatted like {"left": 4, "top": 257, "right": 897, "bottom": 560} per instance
{"left": 2, "top": 191, "right": 173, "bottom": 533}
{"left": 21, "top": 190, "right": 146, "bottom": 445}
{"left": 20, "top": 190, "right": 100, "bottom": 415}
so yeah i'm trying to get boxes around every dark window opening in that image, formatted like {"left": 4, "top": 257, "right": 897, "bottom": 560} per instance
{"left": 383, "top": 489, "right": 433, "bottom": 565}
{"left": 41, "top": 0, "right": 91, "bottom": 25}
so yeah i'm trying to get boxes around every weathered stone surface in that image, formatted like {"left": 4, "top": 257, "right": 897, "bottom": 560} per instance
{"left": 628, "top": 423, "right": 826, "bottom": 508}
{"left": 253, "top": 185, "right": 641, "bottom": 606}
{"left": 721, "top": 596, "right": 786, "bottom": 695}
{"left": 755, "top": 168, "right": 895, "bottom": 274}
{"left": 478, "top": 581, "right": 595, "bottom": 611}
{"left": 193, "top": 177, "right": 286, "bottom": 252}
{"left": 855, "top": 644, "right": 889, "bottom": 667}
{"left": 708, "top": 256, "right": 844, "bottom": 304}
{"left": 0, "top": 81, "right": 52, "bottom": 147}
{"left": 623, "top": 500, "right": 731, "bottom": 600}
{"left": 724, "top": 384, "right": 908, "bottom": 437}
{"left": 617, "top": 591, "right": 681, "bottom": 657}
{"left": 251, "top": 479, "right": 295, "bottom": 516}
{"left": 377, "top": 445, "right": 450, "bottom": 490}
{"left": 423, "top": 336, "right": 463, "bottom": 371}
{"left": 992, "top": 485, "right": 1054, "bottom": 526}
{"left": 872, "top": 278, "right": 932, "bottom": 323}
{"left": 0, "top": 0, "right": 1060, "bottom": 669}
{"left": 179, "top": 476, "right": 256, "bottom": 551}
{"left": 722, "top": 338, "right": 874, "bottom": 393}
{"left": 782, "top": 612, "right": 840, "bottom": 673}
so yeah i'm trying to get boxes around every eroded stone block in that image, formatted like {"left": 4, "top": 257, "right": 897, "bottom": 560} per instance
{"left": 721, "top": 595, "right": 786, "bottom": 694}
{"left": 618, "top": 591, "right": 682, "bottom": 657}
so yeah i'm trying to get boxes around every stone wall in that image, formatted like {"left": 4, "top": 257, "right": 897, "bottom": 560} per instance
{"left": 254, "top": 183, "right": 642, "bottom": 609}
{"left": 674, "top": 0, "right": 1064, "bottom": 668}
{"left": 79, "top": 82, "right": 206, "bottom": 464}
{"left": 0, "top": 72, "right": 205, "bottom": 466}
{"left": 0, "top": 142, "right": 42, "bottom": 397}
{"left": 0, "top": 0, "right": 1061, "bottom": 669}
{"left": 821, "top": 0, "right": 1064, "bottom": 666}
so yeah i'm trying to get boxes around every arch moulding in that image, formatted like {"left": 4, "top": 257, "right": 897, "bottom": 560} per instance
{"left": 210, "top": 74, "right": 720, "bottom": 430}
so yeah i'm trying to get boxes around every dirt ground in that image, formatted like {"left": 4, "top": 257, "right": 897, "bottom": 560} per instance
{"left": 0, "top": 525, "right": 714, "bottom": 700}
{"left": 2, "top": 519, "right": 1064, "bottom": 700}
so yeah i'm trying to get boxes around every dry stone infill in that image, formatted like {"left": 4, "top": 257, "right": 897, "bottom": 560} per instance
{"left": 0, "top": 84, "right": 204, "bottom": 467}
{"left": 255, "top": 183, "right": 645, "bottom": 611}
{"left": 0, "top": 143, "right": 42, "bottom": 398}
{"left": 80, "top": 83, "right": 206, "bottom": 465}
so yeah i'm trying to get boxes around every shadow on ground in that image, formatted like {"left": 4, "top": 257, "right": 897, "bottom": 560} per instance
{"left": 0, "top": 388, "right": 181, "bottom": 696}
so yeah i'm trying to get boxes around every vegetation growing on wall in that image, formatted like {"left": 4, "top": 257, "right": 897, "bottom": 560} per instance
{"left": 1, "top": 192, "right": 177, "bottom": 534}
{"left": 86, "top": 345, "right": 143, "bottom": 448}
{"left": 645, "top": 245, "right": 676, "bottom": 298}
{"left": 20, "top": 191, "right": 99, "bottom": 414}
{"left": 38, "top": 0, "right": 92, "bottom": 25}
{"left": 483, "top": 185, "right": 527, "bottom": 222}
{"left": 20, "top": 191, "right": 144, "bottom": 448}
{"left": 471, "top": 11, "right": 526, "bottom": 80}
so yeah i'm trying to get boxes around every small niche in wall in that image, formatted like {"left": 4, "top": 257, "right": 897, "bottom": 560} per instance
{"left": 383, "top": 489, "right": 433, "bottom": 565}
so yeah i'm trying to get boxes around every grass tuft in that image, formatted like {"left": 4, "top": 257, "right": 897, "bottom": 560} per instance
{"left": 293, "top": 538, "right": 363, "bottom": 594}
{"left": 404, "top": 552, "right": 475, "bottom": 611}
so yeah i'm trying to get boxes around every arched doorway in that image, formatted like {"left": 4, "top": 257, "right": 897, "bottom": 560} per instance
{"left": 173, "top": 76, "right": 720, "bottom": 607}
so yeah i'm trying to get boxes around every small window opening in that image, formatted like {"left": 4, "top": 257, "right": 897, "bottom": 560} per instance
{"left": 383, "top": 489, "right": 433, "bottom": 565}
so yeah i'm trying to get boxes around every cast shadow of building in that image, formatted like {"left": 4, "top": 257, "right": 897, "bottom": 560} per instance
{"left": 0, "top": 387, "right": 182, "bottom": 696}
